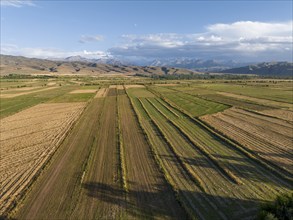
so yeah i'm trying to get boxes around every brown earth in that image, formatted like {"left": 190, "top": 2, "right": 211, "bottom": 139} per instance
{"left": 124, "top": 85, "right": 145, "bottom": 89}
{"left": 69, "top": 89, "right": 97, "bottom": 94}
{"left": 94, "top": 88, "right": 108, "bottom": 98}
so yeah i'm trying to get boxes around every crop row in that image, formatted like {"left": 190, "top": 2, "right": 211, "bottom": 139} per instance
{"left": 201, "top": 110, "right": 293, "bottom": 176}
{"left": 147, "top": 86, "right": 293, "bottom": 184}
{"left": 126, "top": 92, "right": 227, "bottom": 219}
{"left": 125, "top": 92, "right": 196, "bottom": 219}
{"left": 146, "top": 98, "right": 242, "bottom": 185}
{"left": 138, "top": 98, "right": 206, "bottom": 191}
{"left": 116, "top": 93, "right": 128, "bottom": 191}
{"left": 0, "top": 103, "right": 86, "bottom": 216}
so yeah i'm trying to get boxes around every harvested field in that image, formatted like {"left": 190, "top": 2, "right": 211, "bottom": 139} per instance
{"left": 218, "top": 92, "right": 293, "bottom": 110}
{"left": 71, "top": 96, "right": 123, "bottom": 219}
{"left": 155, "top": 84, "right": 178, "bottom": 86}
{"left": 47, "top": 82, "right": 56, "bottom": 86}
{"left": 94, "top": 88, "right": 108, "bottom": 98}
{"left": 134, "top": 95, "right": 290, "bottom": 219}
{"left": 124, "top": 85, "right": 145, "bottom": 89}
{"left": 3, "top": 78, "right": 292, "bottom": 220}
{"left": 0, "top": 86, "right": 40, "bottom": 92}
{"left": 116, "top": 85, "right": 124, "bottom": 90}
{"left": 201, "top": 94, "right": 273, "bottom": 111}
{"left": 12, "top": 98, "right": 105, "bottom": 219}
{"left": 118, "top": 94, "right": 185, "bottom": 218}
{"left": 260, "top": 109, "right": 293, "bottom": 122}
{"left": 0, "top": 102, "right": 86, "bottom": 215}
{"left": 69, "top": 89, "right": 97, "bottom": 94}
{"left": 0, "top": 87, "right": 58, "bottom": 98}
{"left": 107, "top": 88, "right": 117, "bottom": 96}
{"left": 201, "top": 108, "right": 293, "bottom": 175}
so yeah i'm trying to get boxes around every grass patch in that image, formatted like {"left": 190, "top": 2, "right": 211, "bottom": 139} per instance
{"left": 149, "top": 86, "right": 228, "bottom": 116}
{"left": 49, "top": 93, "right": 95, "bottom": 102}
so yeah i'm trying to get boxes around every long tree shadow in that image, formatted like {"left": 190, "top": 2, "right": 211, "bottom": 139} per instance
{"left": 82, "top": 181, "right": 268, "bottom": 219}
{"left": 160, "top": 152, "right": 291, "bottom": 189}
{"left": 82, "top": 181, "right": 186, "bottom": 219}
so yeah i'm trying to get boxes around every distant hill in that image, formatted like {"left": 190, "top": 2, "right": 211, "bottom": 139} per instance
{"left": 220, "top": 62, "right": 293, "bottom": 77}
{"left": 0, "top": 54, "right": 199, "bottom": 76}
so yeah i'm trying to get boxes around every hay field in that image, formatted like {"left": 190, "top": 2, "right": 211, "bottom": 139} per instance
{"left": 0, "top": 102, "right": 85, "bottom": 214}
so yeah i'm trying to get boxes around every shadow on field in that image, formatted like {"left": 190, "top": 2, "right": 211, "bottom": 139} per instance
{"left": 186, "top": 154, "right": 291, "bottom": 187}
{"left": 82, "top": 181, "right": 265, "bottom": 219}
{"left": 82, "top": 181, "right": 186, "bottom": 219}
{"left": 255, "top": 150, "right": 293, "bottom": 160}
{"left": 159, "top": 153, "right": 291, "bottom": 188}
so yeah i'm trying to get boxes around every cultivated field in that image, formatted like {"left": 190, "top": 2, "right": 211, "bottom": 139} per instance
{"left": 0, "top": 102, "right": 85, "bottom": 214}
{"left": 201, "top": 108, "right": 293, "bottom": 176}
{"left": 0, "top": 77, "right": 292, "bottom": 219}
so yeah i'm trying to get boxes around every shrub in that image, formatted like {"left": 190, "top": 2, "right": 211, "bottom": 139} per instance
{"left": 257, "top": 193, "right": 293, "bottom": 220}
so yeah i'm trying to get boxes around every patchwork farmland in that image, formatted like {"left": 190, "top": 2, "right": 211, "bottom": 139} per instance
{"left": 0, "top": 77, "right": 292, "bottom": 219}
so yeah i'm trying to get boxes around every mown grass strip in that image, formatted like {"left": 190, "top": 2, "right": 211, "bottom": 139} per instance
{"left": 138, "top": 98, "right": 206, "bottom": 193}
{"left": 146, "top": 98, "right": 242, "bottom": 185}
{"left": 155, "top": 97, "right": 180, "bottom": 118}
{"left": 147, "top": 86, "right": 293, "bottom": 184}
{"left": 124, "top": 91, "right": 196, "bottom": 220}
{"left": 116, "top": 93, "right": 128, "bottom": 192}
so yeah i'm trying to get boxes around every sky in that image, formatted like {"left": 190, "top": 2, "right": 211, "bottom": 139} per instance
{"left": 0, "top": 0, "right": 292, "bottom": 62}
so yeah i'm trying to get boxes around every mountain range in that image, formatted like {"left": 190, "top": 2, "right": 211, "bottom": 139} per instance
{"left": 58, "top": 56, "right": 252, "bottom": 72}
{"left": 0, "top": 54, "right": 292, "bottom": 77}
{"left": 0, "top": 54, "right": 198, "bottom": 76}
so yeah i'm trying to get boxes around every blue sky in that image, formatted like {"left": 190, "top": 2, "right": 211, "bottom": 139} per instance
{"left": 1, "top": 0, "right": 292, "bottom": 62}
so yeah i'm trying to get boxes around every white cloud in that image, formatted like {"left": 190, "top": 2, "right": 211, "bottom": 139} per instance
{"left": 0, "top": 44, "right": 110, "bottom": 59}
{"left": 110, "top": 21, "right": 293, "bottom": 61}
{"left": 79, "top": 35, "right": 104, "bottom": 43}
{"left": 0, "top": 0, "right": 35, "bottom": 7}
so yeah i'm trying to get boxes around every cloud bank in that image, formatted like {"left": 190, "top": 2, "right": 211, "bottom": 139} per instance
{"left": 1, "top": 21, "right": 292, "bottom": 62}
{"left": 110, "top": 21, "right": 293, "bottom": 61}
{"left": 0, "top": 44, "right": 110, "bottom": 59}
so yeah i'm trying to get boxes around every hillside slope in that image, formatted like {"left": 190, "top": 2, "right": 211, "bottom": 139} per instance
{"left": 0, "top": 55, "right": 199, "bottom": 76}
{"left": 220, "top": 62, "right": 293, "bottom": 76}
